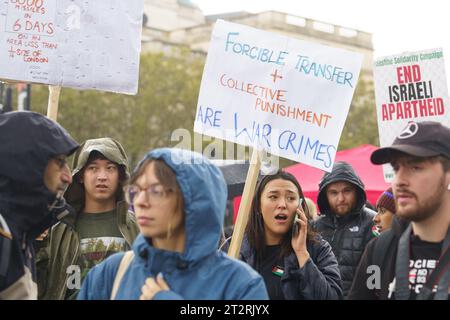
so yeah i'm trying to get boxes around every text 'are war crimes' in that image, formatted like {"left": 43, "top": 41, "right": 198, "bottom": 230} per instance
{"left": 196, "top": 107, "right": 336, "bottom": 169}
{"left": 225, "top": 32, "right": 355, "bottom": 88}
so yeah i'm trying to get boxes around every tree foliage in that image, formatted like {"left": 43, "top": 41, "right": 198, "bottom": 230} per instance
{"left": 338, "top": 77, "right": 379, "bottom": 150}
{"left": 31, "top": 49, "right": 205, "bottom": 167}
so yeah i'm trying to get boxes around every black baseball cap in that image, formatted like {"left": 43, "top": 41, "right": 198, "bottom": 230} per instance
{"left": 371, "top": 121, "right": 450, "bottom": 165}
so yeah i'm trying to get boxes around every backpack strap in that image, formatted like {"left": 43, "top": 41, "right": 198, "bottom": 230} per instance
{"left": 110, "top": 251, "right": 134, "bottom": 300}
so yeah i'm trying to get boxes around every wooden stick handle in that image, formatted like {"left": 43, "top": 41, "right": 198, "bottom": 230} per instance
{"left": 228, "top": 148, "right": 261, "bottom": 258}
{"left": 47, "top": 85, "right": 62, "bottom": 122}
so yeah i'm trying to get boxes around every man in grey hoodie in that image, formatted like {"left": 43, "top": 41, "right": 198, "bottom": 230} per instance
{"left": 38, "top": 138, "right": 138, "bottom": 300}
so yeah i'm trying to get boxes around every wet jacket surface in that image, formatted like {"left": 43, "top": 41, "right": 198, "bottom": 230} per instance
{"left": 348, "top": 216, "right": 406, "bottom": 300}
{"left": 77, "top": 148, "right": 268, "bottom": 300}
{"left": 240, "top": 235, "right": 343, "bottom": 300}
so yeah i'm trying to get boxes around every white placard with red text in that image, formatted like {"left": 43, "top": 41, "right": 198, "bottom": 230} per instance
{"left": 0, "top": 0, "right": 143, "bottom": 94}
{"left": 373, "top": 48, "right": 450, "bottom": 181}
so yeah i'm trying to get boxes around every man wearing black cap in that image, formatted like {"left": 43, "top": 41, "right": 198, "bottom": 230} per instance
{"left": 348, "top": 121, "right": 450, "bottom": 300}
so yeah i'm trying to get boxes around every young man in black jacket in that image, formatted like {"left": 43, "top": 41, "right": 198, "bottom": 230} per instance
{"left": 348, "top": 121, "right": 450, "bottom": 300}
{"left": 314, "top": 161, "right": 376, "bottom": 297}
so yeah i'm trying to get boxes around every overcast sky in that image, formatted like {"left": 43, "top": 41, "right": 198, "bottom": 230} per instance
{"left": 192, "top": 0, "right": 450, "bottom": 86}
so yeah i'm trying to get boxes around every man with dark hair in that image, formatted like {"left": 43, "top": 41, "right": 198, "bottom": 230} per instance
{"left": 314, "top": 161, "right": 376, "bottom": 297}
{"left": 0, "top": 112, "right": 79, "bottom": 299}
{"left": 39, "top": 138, "right": 138, "bottom": 300}
{"left": 348, "top": 121, "right": 450, "bottom": 300}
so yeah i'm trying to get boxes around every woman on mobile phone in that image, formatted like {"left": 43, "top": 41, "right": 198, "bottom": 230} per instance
{"left": 240, "top": 170, "right": 342, "bottom": 300}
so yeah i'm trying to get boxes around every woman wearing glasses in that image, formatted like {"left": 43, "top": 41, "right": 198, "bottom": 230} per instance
{"left": 239, "top": 170, "right": 342, "bottom": 300}
{"left": 77, "top": 148, "right": 268, "bottom": 300}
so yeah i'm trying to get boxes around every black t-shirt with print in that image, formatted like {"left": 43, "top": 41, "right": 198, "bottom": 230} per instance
{"left": 348, "top": 231, "right": 447, "bottom": 300}
{"left": 406, "top": 235, "right": 443, "bottom": 299}
{"left": 257, "top": 244, "right": 285, "bottom": 300}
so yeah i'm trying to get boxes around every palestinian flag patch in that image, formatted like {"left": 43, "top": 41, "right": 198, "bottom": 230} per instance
{"left": 272, "top": 266, "right": 284, "bottom": 277}
{"left": 371, "top": 225, "right": 381, "bottom": 237}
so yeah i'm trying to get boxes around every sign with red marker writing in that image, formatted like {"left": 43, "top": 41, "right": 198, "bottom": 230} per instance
{"left": 194, "top": 20, "right": 363, "bottom": 171}
{"left": 0, "top": 0, "right": 143, "bottom": 94}
{"left": 373, "top": 48, "right": 450, "bottom": 180}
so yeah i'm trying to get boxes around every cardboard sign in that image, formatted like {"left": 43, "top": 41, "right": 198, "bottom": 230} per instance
{"left": 373, "top": 48, "right": 450, "bottom": 180}
{"left": 0, "top": 0, "right": 143, "bottom": 94}
{"left": 194, "top": 20, "right": 362, "bottom": 172}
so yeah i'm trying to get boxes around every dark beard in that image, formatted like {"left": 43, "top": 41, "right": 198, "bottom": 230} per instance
{"left": 397, "top": 175, "right": 447, "bottom": 222}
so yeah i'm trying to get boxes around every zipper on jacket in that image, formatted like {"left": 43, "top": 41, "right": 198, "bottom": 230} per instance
{"left": 119, "top": 223, "right": 131, "bottom": 247}
{"left": 330, "top": 218, "right": 338, "bottom": 248}
{"left": 116, "top": 203, "right": 133, "bottom": 248}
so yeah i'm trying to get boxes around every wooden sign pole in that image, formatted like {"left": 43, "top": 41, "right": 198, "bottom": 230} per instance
{"left": 46, "top": 85, "right": 62, "bottom": 121}
{"left": 228, "top": 148, "right": 262, "bottom": 258}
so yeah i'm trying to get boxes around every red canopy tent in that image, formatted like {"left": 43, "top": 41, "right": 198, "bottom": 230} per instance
{"left": 284, "top": 144, "right": 390, "bottom": 208}
{"left": 232, "top": 144, "right": 390, "bottom": 223}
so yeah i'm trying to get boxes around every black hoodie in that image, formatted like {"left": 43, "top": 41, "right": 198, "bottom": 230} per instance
{"left": 0, "top": 111, "right": 78, "bottom": 299}
{"left": 314, "top": 161, "right": 375, "bottom": 297}
{"left": 347, "top": 216, "right": 408, "bottom": 300}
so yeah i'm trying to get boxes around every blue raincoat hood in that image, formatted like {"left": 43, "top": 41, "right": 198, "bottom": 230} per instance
{"left": 133, "top": 148, "right": 227, "bottom": 264}
{"left": 78, "top": 148, "right": 269, "bottom": 300}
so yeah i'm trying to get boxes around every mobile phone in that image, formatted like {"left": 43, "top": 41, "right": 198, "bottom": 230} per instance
{"left": 291, "top": 199, "right": 303, "bottom": 238}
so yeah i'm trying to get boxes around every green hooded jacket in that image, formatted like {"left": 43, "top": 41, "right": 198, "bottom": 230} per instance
{"left": 38, "top": 138, "right": 139, "bottom": 300}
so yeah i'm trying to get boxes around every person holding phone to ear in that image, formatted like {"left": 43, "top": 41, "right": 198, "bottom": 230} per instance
{"left": 239, "top": 170, "right": 342, "bottom": 300}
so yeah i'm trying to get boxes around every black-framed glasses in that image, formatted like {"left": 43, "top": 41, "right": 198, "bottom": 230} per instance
{"left": 124, "top": 184, "right": 173, "bottom": 204}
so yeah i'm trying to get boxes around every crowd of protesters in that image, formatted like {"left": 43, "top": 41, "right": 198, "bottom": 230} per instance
{"left": 0, "top": 111, "right": 449, "bottom": 300}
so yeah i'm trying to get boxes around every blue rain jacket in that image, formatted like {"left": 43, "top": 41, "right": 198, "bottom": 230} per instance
{"left": 78, "top": 148, "right": 268, "bottom": 300}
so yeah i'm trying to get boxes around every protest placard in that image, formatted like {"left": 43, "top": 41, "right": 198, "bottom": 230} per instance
{"left": 194, "top": 20, "right": 362, "bottom": 258}
{"left": 194, "top": 19, "right": 363, "bottom": 172}
{"left": 0, "top": 0, "right": 143, "bottom": 95}
{"left": 373, "top": 48, "right": 450, "bottom": 181}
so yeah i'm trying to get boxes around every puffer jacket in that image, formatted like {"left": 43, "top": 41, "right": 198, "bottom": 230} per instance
{"left": 314, "top": 161, "right": 375, "bottom": 297}
{"left": 77, "top": 148, "right": 268, "bottom": 300}
{"left": 0, "top": 112, "right": 78, "bottom": 299}
{"left": 240, "top": 235, "right": 343, "bottom": 300}
{"left": 38, "top": 138, "right": 138, "bottom": 300}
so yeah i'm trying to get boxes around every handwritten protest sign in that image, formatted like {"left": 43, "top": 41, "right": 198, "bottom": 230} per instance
{"left": 194, "top": 20, "right": 362, "bottom": 172}
{"left": 374, "top": 48, "right": 450, "bottom": 181}
{"left": 0, "top": 0, "right": 143, "bottom": 94}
